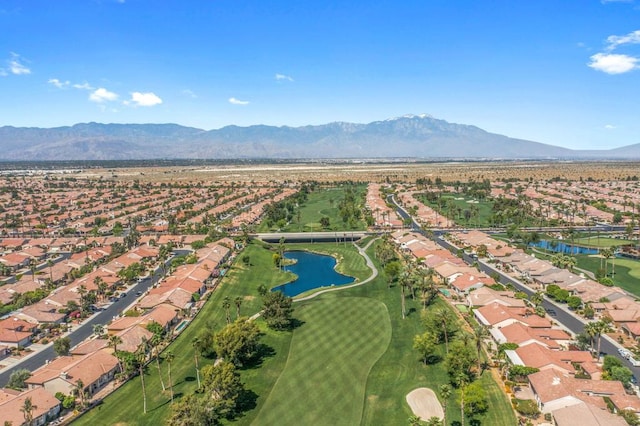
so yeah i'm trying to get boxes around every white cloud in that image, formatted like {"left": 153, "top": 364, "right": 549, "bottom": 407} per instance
{"left": 127, "top": 92, "right": 163, "bottom": 107}
{"left": 181, "top": 89, "right": 197, "bottom": 98}
{"left": 229, "top": 97, "right": 250, "bottom": 105}
{"left": 606, "top": 29, "right": 640, "bottom": 50}
{"left": 604, "top": 124, "right": 616, "bottom": 129}
{"left": 588, "top": 53, "right": 639, "bottom": 74}
{"left": 8, "top": 53, "right": 30, "bottom": 75}
{"left": 73, "top": 82, "right": 93, "bottom": 90}
{"left": 275, "top": 73, "right": 294, "bottom": 82}
{"left": 48, "top": 78, "right": 69, "bottom": 88}
{"left": 89, "top": 87, "right": 119, "bottom": 103}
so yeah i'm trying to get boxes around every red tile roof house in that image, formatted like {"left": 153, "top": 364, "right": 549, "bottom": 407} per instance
{"left": 505, "top": 343, "right": 593, "bottom": 375}
{"left": 0, "top": 316, "right": 37, "bottom": 347}
{"left": 474, "top": 303, "right": 553, "bottom": 329}
{"left": 466, "top": 286, "right": 526, "bottom": 308}
{"left": 449, "top": 272, "right": 493, "bottom": 296}
{"left": 25, "top": 348, "right": 120, "bottom": 398}
{"left": 0, "top": 386, "right": 61, "bottom": 426}
{"left": 490, "top": 322, "right": 571, "bottom": 351}
{"left": 552, "top": 401, "right": 628, "bottom": 426}
{"left": 528, "top": 367, "right": 640, "bottom": 414}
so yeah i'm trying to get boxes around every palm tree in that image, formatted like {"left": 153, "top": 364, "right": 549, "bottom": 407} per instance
{"left": 234, "top": 296, "right": 243, "bottom": 319}
{"left": 136, "top": 343, "right": 148, "bottom": 414}
{"left": 150, "top": 333, "right": 166, "bottom": 391}
{"left": 400, "top": 272, "right": 409, "bottom": 319}
{"left": 454, "top": 373, "right": 469, "bottom": 426}
{"left": 192, "top": 337, "right": 202, "bottom": 389}
{"left": 20, "top": 396, "right": 37, "bottom": 426}
{"left": 595, "top": 319, "right": 613, "bottom": 356}
{"left": 408, "top": 415, "right": 422, "bottom": 426}
{"left": 222, "top": 296, "right": 231, "bottom": 324}
{"left": 434, "top": 308, "right": 452, "bottom": 353}
{"left": 473, "top": 325, "right": 488, "bottom": 369}
{"left": 47, "top": 259, "right": 54, "bottom": 283}
{"left": 584, "top": 321, "right": 599, "bottom": 354}
{"left": 165, "top": 350, "right": 175, "bottom": 403}
{"left": 601, "top": 247, "right": 613, "bottom": 277}
{"left": 439, "top": 384, "right": 452, "bottom": 426}
{"left": 75, "top": 379, "right": 86, "bottom": 409}
{"left": 108, "top": 334, "right": 124, "bottom": 372}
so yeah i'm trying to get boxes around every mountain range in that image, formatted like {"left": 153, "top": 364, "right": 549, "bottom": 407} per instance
{"left": 0, "top": 114, "right": 638, "bottom": 161}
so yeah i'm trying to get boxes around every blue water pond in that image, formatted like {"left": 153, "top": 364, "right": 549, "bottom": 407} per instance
{"left": 271, "top": 251, "right": 355, "bottom": 297}
{"left": 530, "top": 240, "right": 599, "bottom": 255}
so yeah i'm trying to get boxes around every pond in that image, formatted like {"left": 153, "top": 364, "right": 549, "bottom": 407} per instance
{"left": 271, "top": 251, "right": 355, "bottom": 297}
{"left": 530, "top": 240, "right": 600, "bottom": 255}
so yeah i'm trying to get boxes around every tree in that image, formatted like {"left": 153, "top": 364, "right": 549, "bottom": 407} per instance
{"left": 165, "top": 350, "right": 175, "bottom": 403}
{"left": 262, "top": 291, "right": 294, "bottom": 330}
{"left": 222, "top": 296, "right": 231, "bottom": 324}
{"left": 425, "top": 308, "right": 457, "bottom": 353}
{"left": 136, "top": 341, "right": 148, "bottom": 413}
{"left": 74, "top": 379, "right": 86, "bottom": 410}
{"left": 192, "top": 337, "right": 202, "bottom": 390}
{"left": 473, "top": 325, "right": 488, "bottom": 370}
{"left": 7, "top": 369, "right": 31, "bottom": 390}
{"left": 446, "top": 340, "right": 477, "bottom": 383}
{"left": 454, "top": 373, "right": 469, "bottom": 426}
{"left": 463, "top": 381, "right": 488, "bottom": 416}
{"left": 53, "top": 336, "right": 71, "bottom": 357}
{"left": 413, "top": 332, "right": 437, "bottom": 364}
{"left": 567, "top": 296, "right": 582, "bottom": 310}
{"left": 214, "top": 320, "right": 261, "bottom": 367}
{"left": 234, "top": 296, "right": 243, "bottom": 319}
{"left": 320, "top": 216, "right": 330, "bottom": 229}
{"left": 439, "top": 384, "right": 452, "bottom": 426}
{"left": 408, "top": 415, "right": 423, "bottom": 426}
{"left": 384, "top": 260, "right": 402, "bottom": 288}
{"left": 20, "top": 397, "right": 37, "bottom": 426}
{"left": 169, "top": 394, "right": 214, "bottom": 426}
{"left": 108, "top": 334, "right": 124, "bottom": 371}
{"left": 202, "top": 360, "right": 246, "bottom": 417}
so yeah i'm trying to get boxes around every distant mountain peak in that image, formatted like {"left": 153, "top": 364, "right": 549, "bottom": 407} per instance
{"left": 0, "top": 116, "right": 638, "bottom": 160}
{"left": 385, "top": 113, "right": 434, "bottom": 121}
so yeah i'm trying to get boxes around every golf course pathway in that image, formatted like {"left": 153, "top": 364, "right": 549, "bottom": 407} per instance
{"left": 293, "top": 238, "right": 379, "bottom": 302}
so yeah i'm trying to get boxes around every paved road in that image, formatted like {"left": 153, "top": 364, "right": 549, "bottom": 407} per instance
{"left": 388, "top": 195, "right": 640, "bottom": 379}
{"left": 0, "top": 249, "right": 191, "bottom": 387}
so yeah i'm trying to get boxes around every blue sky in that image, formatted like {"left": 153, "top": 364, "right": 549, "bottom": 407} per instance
{"left": 1, "top": 0, "right": 640, "bottom": 150}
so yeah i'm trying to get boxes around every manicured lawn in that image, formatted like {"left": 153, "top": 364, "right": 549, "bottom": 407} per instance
{"left": 74, "top": 239, "right": 514, "bottom": 426}
{"left": 257, "top": 184, "right": 368, "bottom": 232}
{"left": 252, "top": 296, "right": 391, "bottom": 425}
{"left": 416, "top": 193, "right": 494, "bottom": 227}
{"left": 73, "top": 242, "right": 293, "bottom": 426}
{"left": 576, "top": 255, "right": 640, "bottom": 297}
{"left": 573, "top": 236, "right": 635, "bottom": 248}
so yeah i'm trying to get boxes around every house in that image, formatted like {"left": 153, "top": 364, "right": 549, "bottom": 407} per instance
{"left": 506, "top": 343, "right": 592, "bottom": 375}
{"left": 26, "top": 348, "right": 120, "bottom": 397}
{"left": 466, "top": 286, "right": 526, "bottom": 308}
{"left": 449, "top": 272, "right": 493, "bottom": 295}
{"left": 490, "top": 322, "right": 570, "bottom": 351}
{"left": 528, "top": 367, "right": 636, "bottom": 413}
{"left": 18, "top": 300, "right": 67, "bottom": 324}
{"left": 0, "top": 386, "right": 61, "bottom": 426}
{"left": 0, "top": 317, "right": 37, "bottom": 347}
{"left": 475, "top": 303, "right": 552, "bottom": 329}
{"left": 552, "top": 402, "right": 627, "bottom": 426}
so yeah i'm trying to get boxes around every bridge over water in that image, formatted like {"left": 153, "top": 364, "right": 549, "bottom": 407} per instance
{"left": 252, "top": 231, "right": 369, "bottom": 243}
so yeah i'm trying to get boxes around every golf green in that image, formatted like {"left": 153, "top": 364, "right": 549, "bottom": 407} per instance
{"left": 251, "top": 296, "right": 391, "bottom": 425}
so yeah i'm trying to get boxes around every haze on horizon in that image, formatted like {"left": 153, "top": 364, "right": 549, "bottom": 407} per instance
{"left": 1, "top": 0, "right": 640, "bottom": 151}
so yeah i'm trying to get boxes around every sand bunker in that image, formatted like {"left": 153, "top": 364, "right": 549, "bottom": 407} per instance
{"left": 406, "top": 387, "right": 444, "bottom": 421}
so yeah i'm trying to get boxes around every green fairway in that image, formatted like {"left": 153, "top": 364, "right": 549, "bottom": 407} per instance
{"left": 258, "top": 184, "right": 368, "bottom": 232}
{"left": 74, "top": 239, "right": 514, "bottom": 426}
{"left": 416, "top": 193, "right": 494, "bottom": 227}
{"left": 252, "top": 296, "right": 391, "bottom": 425}
{"left": 576, "top": 255, "right": 640, "bottom": 297}
{"left": 574, "top": 236, "right": 636, "bottom": 248}
{"left": 72, "top": 242, "right": 293, "bottom": 426}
